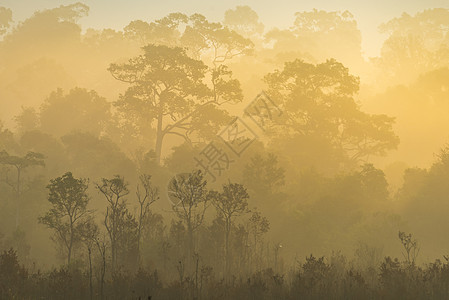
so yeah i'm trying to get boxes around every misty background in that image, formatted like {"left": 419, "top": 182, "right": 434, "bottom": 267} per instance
{"left": 0, "top": 1, "right": 449, "bottom": 299}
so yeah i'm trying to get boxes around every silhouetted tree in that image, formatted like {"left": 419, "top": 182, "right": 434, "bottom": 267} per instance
{"left": 169, "top": 170, "right": 210, "bottom": 266}
{"left": 109, "top": 39, "right": 246, "bottom": 163}
{"left": 211, "top": 182, "right": 250, "bottom": 277}
{"left": 136, "top": 174, "right": 159, "bottom": 262}
{"left": 39, "top": 172, "right": 91, "bottom": 264}
{"left": 96, "top": 175, "right": 130, "bottom": 269}
{"left": 0, "top": 151, "right": 45, "bottom": 228}
{"left": 248, "top": 211, "right": 270, "bottom": 271}
{"left": 398, "top": 231, "right": 419, "bottom": 266}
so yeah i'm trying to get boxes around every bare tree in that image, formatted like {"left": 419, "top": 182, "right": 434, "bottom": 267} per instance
{"left": 96, "top": 175, "right": 130, "bottom": 270}
{"left": 398, "top": 231, "right": 420, "bottom": 266}
{"left": 136, "top": 174, "right": 159, "bottom": 262}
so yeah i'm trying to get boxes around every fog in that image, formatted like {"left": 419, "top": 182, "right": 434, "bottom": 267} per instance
{"left": 1, "top": 2, "right": 449, "bottom": 299}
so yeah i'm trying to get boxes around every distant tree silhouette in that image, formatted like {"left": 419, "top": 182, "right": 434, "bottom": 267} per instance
{"left": 39, "top": 172, "right": 91, "bottom": 265}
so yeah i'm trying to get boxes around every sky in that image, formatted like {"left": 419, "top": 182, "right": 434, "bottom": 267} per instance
{"left": 3, "top": 0, "right": 449, "bottom": 58}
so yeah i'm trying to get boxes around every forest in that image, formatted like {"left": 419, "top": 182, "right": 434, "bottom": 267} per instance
{"left": 1, "top": 2, "right": 449, "bottom": 299}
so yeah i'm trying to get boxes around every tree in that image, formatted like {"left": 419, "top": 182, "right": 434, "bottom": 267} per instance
{"left": 96, "top": 175, "right": 138, "bottom": 269}
{"left": 293, "top": 9, "right": 362, "bottom": 62}
{"left": 110, "top": 45, "right": 208, "bottom": 163}
{"left": 211, "top": 182, "right": 250, "bottom": 276}
{"left": 0, "top": 3, "right": 88, "bottom": 69}
{"left": 78, "top": 217, "right": 98, "bottom": 300}
{"left": 136, "top": 174, "right": 159, "bottom": 262}
{"left": 0, "top": 122, "right": 17, "bottom": 153}
{"left": 14, "top": 107, "right": 39, "bottom": 134}
{"left": 0, "top": 249, "right": 28, "bottom": 299}
{"left": 264, "top": 9, "right": 363, "bottom": 70}
{"left": 169, "top": 170, "right": 210, "bottom": 265}
{"left": 181, "top": 13, "right": 254, "bottom": 62}
{"left": 243, "top": 153, "right": 285, "bottom": 196}
{"left": 40, "top": 88, "right": 111, "bottom": 137}
{"left": 359, "top": 163, "right": 389, "bottom": 202}
{"left": 224, "top": 6, "right": 264, "bottom": 39}
{"left": 248, "top": 211, "right": 269, "bottom": 271}
{"left": 398, "top": 231, "right": 419, "bottom": 266}
{"left": 110, "top": 15, "right": 251, "bottom": 162}
{"left": 264, "top": 59, "right": 399, "bottom": 172}
{"left": 397, "top": 146, "right": 449, "bottom": 252}
{"left": 96, "top": 175, "right": 128, "bottom": 269}
{"left": 368, "top": 68, "right": 449, "bottom": 167}
{"left": 376, "top": 8, "right": 449, "bottom": 84}
{"left": 0, "top": 151, "right": 45, "bottom": 228}
{"left": 60, "top": 132, "right": 135, "bottom": 179}
{"left": 39, "top": 172, "right": 91, "bottom": 265}
{"left": 124, "top": 13, "right": 188, "bottom": 47}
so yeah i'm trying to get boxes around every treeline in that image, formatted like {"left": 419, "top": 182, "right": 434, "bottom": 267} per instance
{"left": 1, "top": 151, "right": 449, "bottom": 299}
{"left": 3, "top": 240, "right": 449, "bottom": 299}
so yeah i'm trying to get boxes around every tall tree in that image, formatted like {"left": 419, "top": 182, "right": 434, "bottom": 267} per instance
{"left": 110, "top": 14, "right": 252, "bottom": 162}
{"left": 38, "top": 172, "right": 91, "bottom": 264}
{"left": 109, "top": 44, "right": 239, "bottom": 163}
{"left": 96, "top": 175, "right": 128, "bottom": 269}
{"left": 0, "top": 151, "right": 44, "bottom": 228}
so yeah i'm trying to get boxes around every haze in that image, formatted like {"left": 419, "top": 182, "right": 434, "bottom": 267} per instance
{"left": 0, "top": 1, "right": 449, "bottom": 299}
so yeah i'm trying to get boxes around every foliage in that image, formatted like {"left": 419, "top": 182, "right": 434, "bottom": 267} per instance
{"left": 39, "top": 172, "right": 92, "bottom": 264}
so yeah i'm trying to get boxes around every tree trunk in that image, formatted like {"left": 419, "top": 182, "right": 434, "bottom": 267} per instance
{"left": 225, "top": 218, "right": 231, "bottom": 278}
{"left": 187, "top": 222, "right": 194, "bottom": 270}
{"left": 68, "top": 220, "right": 73, "bottom": 265}
{"left": 15, "top": 167, "right": 21, "bottom": 229}
{"left": 111, "top": 209, "right": 117, "bottom": 270}
{"left": 97, "top": 241, "right": 106, "bottom": 300}
{"left": 88, "top": 246, "right": 93, "bottom": 300}
{"left": 155, "top": 110, "right": 164, "bottom": 165}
